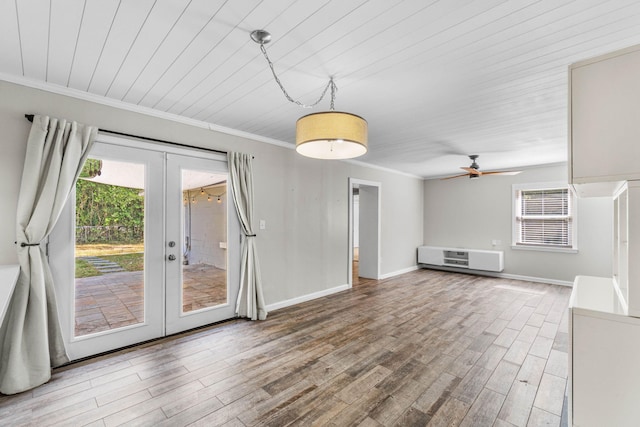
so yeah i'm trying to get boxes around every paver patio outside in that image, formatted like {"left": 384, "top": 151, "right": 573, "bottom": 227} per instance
{"left": 74, "top": 263, "right": 227, "bottom": 336}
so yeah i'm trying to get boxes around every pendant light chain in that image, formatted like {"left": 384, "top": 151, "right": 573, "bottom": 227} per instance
{"left": 251, "top": 29, "right": 367, "bottom": 160}
{"left": 258, "top": 43, "right": 337, "bottom": 109}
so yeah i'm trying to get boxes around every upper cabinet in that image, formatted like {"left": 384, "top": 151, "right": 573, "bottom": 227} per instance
{"left": 569, "top": 44, "right": 640, "bottom": 196}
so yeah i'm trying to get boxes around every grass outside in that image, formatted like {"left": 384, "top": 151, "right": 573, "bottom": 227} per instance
{"left": 75, "top": 258, "right": 101, "bottom": 278}
{"left": 75, "top": 242, "right": 144, "bottom": 257}
{"left": 104, "top": 253, "right": 144, "bottom": 272}
{"left": 75, "top": 243, "right": 144, "bottom": 278}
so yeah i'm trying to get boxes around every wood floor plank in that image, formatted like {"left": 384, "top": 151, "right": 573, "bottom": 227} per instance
{"left": 393, "top": 406, "right": 431, "bottom": 426}
{"left": 446, "top": 348, "right": 482, "bottom": 378}
{"left": 507, "top": 307, "right": 536, "bottom": 330}
{"left": 476, "top": 344, "right": 508, "bottom": 371}
{"left": 485, "top": 361, "right": 520, "bottom": 395}
{"left": 336, "top": 365, "right": 392, "bottom": 404}
{"left": 494, "top": 328, "right": 520, "bottom": 348}
{"left": 22, "top": 379, "right": 93, "bottom": 418}
{"left": 544, "top": 350, "right": 568, "bottom": 379}
{"left": 367, "top": 393, "right": 413, "bottom": 426}
{"left": 551, "top": 331, "right": 568, "bottom": 353}
{"left": 503, "top": 340, "right": 533, "bottom": 366}
{"left": 452, "top": 365, "right": 493, "bottom": 404}
{"left": 0, "top": 269, "right": 571, "bottom": 427}
{"left": 532, "top": 373, "right": 566, "bottom": 417}
{"left": 278, "top": 394, "right": 348, "bottom": 426}
{"left": 160, "top": 383, "right": 227, "bottom": 419}
{"left": 120, "top": 407, "right": 168, "bottom": 427}
{"left": 327, "top": 387, "right": 387, "bottom": 426}
{"left": 103, "top": 380, "right": 203, "bottom": 427}
{"left": 169, "top": 389, "right": 269, "bottom": 427}
{"left": 425, "top": 396, "right": 470, "bottom": 427}
{"left": 516, "top": 325, "right": 540, "bottom": 344}
{"left": 526, "top": 313, "right": 547, "bottom": 328}
{"left": 412, "top": 372, "right": 460, "bottom": 414}
{"left": 528, "top": 335, "right": 554, "bottom": 359}
{"left": 52, "top": 390, "right": 151, "bottom": 426}
{"left": 527, "top": 407, "right": 561, "bottom": 427}
{"left": 238, "top": 379, "right": 317, "bottom": 425}
{"left": 459, "top": 388, "right": 506, "bottom": 427}
{"left": 485, "top": 318, "right": 509, "bottom": 336}
{"left": 498, "top": 355, "right": 547, "bottom": 427}
{"left": 466, "top": 332, "right": 497, "bottom": 353}
{"left": 516, "top": 355, "right": 547, "bottom": 387}
{"left": 96, "top": 367, "right": 187, "bottom": 406}
{"left": 498, "top": 381, "right": 538, "bottom": 427}
{"left": 538, "top": 321, "right": 559, "bottom": 340}
{"left": 375, "top": 358, "right": 426, "bottom": 396}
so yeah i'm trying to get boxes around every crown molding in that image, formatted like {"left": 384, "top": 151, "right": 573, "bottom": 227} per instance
{"left": 1, "top": 72, "right": 423, "bottom": 180}
{"left": 0, "top": 72, "right": 293, "bottom": 149}
{"left": 345, "top": 158, "right": 424, "bottom": 180}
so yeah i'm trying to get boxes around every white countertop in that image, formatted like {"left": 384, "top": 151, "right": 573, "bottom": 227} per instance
{"left": 0, "top": 265, "right": 20, "bottom": 325}
{"left": 570, "top": 275, "right": 627, "bottom": 317}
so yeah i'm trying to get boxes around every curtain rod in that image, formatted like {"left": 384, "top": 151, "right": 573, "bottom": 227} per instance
{"left": 24, "top": 114, "right": 228, "bottom": 156}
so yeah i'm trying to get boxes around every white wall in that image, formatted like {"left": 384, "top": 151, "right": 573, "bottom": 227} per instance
{"left": 184, "top": 188, "right": 227, "bottom": 270}
{"left": 423, "top": 164, "right": 612, "bottom": 283}
{"left": 358, "top": 184, "right": 379, "bottom": 279}
{"left": 352, "top": 193, "right": 359, "bottom": 248}
{"left": 0, "top": 80, "right": 424, "bottom": 306}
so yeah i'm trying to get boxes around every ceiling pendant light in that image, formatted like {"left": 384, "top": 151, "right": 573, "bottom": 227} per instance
{"left": 251, "top": 30, "right": 368, "bottom": 160}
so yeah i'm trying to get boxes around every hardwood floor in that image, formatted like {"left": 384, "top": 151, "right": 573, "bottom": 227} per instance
{"left": 0, "top": 269, "right": 571, "bottom": 426}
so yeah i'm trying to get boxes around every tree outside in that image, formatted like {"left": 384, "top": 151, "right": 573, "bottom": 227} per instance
{"left": 75, "top": 159, "right": 145, "bottom": 278}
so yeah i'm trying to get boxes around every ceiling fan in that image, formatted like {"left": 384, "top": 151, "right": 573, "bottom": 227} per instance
{"left": 441, "top": 155, "right": 522, "bottom": 180}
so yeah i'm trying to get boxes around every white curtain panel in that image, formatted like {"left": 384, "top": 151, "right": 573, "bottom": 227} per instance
{"left": 0, "top": 115, "right": 97, "bottom": 394}
{"left": 228, "top": 152, "right": 267, "bottom": 321}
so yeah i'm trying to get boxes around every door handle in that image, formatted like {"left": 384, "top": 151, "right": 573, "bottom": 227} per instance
{"left": 168, "top": 254, "right": 176, "bottom": 261}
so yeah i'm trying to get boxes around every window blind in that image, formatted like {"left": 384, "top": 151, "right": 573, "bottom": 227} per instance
{"left": 516, "top": 188, "right": 572, "bottom": 247}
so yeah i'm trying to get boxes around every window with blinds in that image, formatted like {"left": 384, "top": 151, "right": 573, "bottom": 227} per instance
{"left": 515, "top": 187, "right": 574, "bottom": 248}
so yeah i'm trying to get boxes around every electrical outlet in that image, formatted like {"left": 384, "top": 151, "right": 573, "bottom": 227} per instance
{"left": 491, "top": 239, "right": 502, "bottom": 246}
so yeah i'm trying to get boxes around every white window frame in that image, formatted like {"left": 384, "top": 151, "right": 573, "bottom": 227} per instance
{"left": 511, "top": 182, "right": 578, "bottom": 253}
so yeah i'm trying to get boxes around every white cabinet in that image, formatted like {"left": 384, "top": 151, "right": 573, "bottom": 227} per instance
{"left": 468, "top": 250, "right": 503, "bottom": 271}
{"left": 569, "top": 43, "right": 640, "bottom": 196}
{"left": 612, "top": 181, "right": 640, "bottom": 317}
{"left": 569, "top": 276, "right": 640, "bottom": 427}
{"left": 569, "top": 43, "right": 640, "bottom": 427}
{"left": 417, "top": 246, "right": 503, "bottom": 272}
{"left": 417, "top": 246, "right": 444, "bottom": 266}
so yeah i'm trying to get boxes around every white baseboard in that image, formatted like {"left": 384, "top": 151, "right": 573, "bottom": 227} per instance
{"left": 497, "top": 273, "right": 572, "bottom": 287}
{"left": 265, "top": 265, "right": 571, "bottom": 313}
{"left": 420, "top": 265, "right": 573, "bottom": 287}
{"left": 379, "top": 265, "right": 420, "bottom": 280}
{"left": 266, "top": 284, "right": 350, "bottom": 312}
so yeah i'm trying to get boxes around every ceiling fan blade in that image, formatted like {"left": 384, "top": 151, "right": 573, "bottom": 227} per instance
{"left": 480, "top": 170, "right": 522, "bottom": 176}
{"left": 440, "top": 173, "right": 470, "bottom": 180}
{"left": 461, "top": 167, "right": 482, "bottom": 175}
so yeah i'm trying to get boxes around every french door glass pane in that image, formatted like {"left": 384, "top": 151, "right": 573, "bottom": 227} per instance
{"left": 74, "top": 157, "right": 145, "bottom": 337}
{"left": 181, "top": 169, "right": 227, "bottom": 313}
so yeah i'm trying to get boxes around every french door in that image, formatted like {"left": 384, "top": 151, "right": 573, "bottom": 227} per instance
{"left": 165, "top": 153, "right": 239, "bottom": 334}
{"left": 50, "top": 136, "right": 239, "bottom": 360}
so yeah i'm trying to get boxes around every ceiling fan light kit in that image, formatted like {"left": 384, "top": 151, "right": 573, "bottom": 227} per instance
{"left": 251, "top": 29, "right": 367, "bottom": 160}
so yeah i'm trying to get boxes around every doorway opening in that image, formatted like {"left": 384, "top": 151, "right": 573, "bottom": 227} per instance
{"left": 348, "top": 178, "right": 381, "bottom": 287}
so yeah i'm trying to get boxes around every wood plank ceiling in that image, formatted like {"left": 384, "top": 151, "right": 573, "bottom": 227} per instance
{"left": 2, "top": 0, "right": 640, "bottom": 178}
